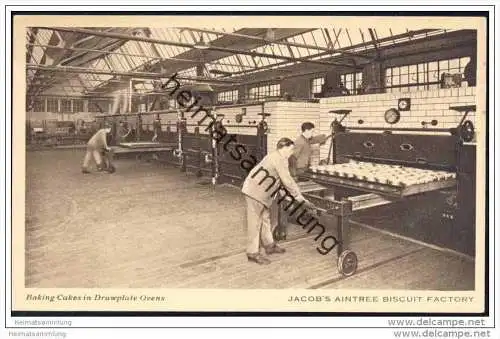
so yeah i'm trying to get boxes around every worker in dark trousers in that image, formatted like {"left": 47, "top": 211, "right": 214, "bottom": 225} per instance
{"left": 272, "top": 122, "right": 332, "bottom": 241}
{"left": 241, "top": 137, "right": 313, "bottom": 265}
{"left": 82, "top": 125, "right": 115, "bottom": 174}
{"left": 289, "top": 122, "right": 332, "bottom": 179}
{"left": 100, "top": 148, "right": 116, "bottom": 173}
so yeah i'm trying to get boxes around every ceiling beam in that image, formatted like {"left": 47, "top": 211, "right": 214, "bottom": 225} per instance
{"left": 184, "top": 27, "right": 376, "bottom": 61}
{"left": 221, "top": 29, "right": 471, "bottom": 84}
{"left": 27, "top": 43, "right": 198, "bottom": 64}
{"left": 59, "top": 39, "right": 127, "bottom": 66}
{"left": 368, "top": 28, "right": 381, "bottom": 59}
{"left": 39, "top": 27, "right": 357, "bottom": 68}
{"left": 26, "top": 63, "right": 240, "bottom": 85}
{"left": 71, "top": 34, "right": 96, "bottom": 48}
{"left": 25, "top": 28, "right": 39, "bottom": 94}
{"left": 28, "top": 27, "right": 456, "bottom": 96}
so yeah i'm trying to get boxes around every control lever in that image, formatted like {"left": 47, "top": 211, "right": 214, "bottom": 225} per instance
{"left": 421, "top": 119, "right": 438, "bottom": 128}
{"left": 328, "top": 109, "right": 352, "bottom": 124}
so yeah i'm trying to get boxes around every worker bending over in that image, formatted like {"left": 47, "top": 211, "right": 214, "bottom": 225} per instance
{"left": 289, "top": 122, "right": 332, "bottom": 179}
{"left": 82, "top": 126, "right": 115, "bottom": 174}
{"left": 242, "top": 137, "right": 313, "bottom": 265}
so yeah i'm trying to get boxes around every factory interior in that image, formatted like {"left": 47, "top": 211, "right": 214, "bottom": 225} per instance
{"left": 25, "top": 27, "right": 478, "bottom": 290}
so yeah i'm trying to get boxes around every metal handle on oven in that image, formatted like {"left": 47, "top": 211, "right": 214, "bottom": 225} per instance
{"left": 363, "top": 141, "right": 375, "bottom": 149}
{"left": 400, "top": 143, "right": 414, "bottom": 151}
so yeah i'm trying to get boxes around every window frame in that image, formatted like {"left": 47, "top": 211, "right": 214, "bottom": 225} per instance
{"left": 385, "top": 56, "right": 471, "bottom": 92}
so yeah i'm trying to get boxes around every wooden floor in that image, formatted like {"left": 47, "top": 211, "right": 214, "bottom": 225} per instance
{"left": 25, "top": 149, "right": 475, "bottom": 290}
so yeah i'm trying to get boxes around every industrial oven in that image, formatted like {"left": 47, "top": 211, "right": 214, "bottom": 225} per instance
{"left": 276, "top": 106, "right": 477, "bottom": 276}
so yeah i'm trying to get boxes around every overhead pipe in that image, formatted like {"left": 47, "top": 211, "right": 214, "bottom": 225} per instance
{"left": 93, "top": 100, "right": 266, "bottom": 118}
{"left": 25, "top": 92, "right": 171, "bottom": 99}
{"left": 38, "top": 26, "right": 357, "bottom": 69}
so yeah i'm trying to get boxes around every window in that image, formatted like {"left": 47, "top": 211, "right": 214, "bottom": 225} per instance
{"left": 248, "top": 84, "right": 281, "bottom": 100}
{"left": 88, "top": 99, "right": 110, "bottom": 113}
{"left": 73, "top": 99, "right": 84, "bottom": 113}
{"left": 311, "top": 73, "right": 362, "bottom": 97}
{"left": 88, "top": 100, "right": 100, "bottom": 113}
{"left": 385, "top": 57, "right": 471, "bottom": 92}
{"left": 168, "top": 99, "right": 178, "bottom": 109}
{"left": 340, "top": 72, "right": 363, "bottom": 94}
{"left": 311, "top": 77, "right": 325, "bottom": 97}
{"left": 217, "top": 90, "right": 239, "bottom": 104}
{"left": 60, "top": 99, "right": 72, "bottom": 113}
{"left": 32, "top": 98, "right": 45, "bottom": 112}
{"left": 46, "top": 98, "right": 59, "bottom": 112}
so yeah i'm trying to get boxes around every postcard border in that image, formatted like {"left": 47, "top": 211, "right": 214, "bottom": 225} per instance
{"left": 6, "top": 7, "right": 495, "bottom": 324}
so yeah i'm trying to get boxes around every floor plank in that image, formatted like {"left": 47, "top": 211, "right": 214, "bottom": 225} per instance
{"left": 320, "top": 249, "right": 475, "bottom": 291}
{"left": 25, "top": 149, "right": 475, "bottom": 290}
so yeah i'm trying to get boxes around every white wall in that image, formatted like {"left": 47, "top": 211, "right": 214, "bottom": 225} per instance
{"left": 266, "top": 101, "right": 321, "bottom": 155}
{"left": 181, "top": 100, "right": 323, "bottom": 160}
{"left": 318, "top": 87, "right": 477, "bottom": 160}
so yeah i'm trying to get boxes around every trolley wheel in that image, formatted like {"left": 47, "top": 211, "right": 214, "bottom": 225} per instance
{"left": 337, "top": 250, "right": 358, "bottom": 276}
{"left": 273, "top": 229, "right": 287, "bottom": 241}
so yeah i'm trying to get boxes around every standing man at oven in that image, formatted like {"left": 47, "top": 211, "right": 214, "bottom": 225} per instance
{"left": 241, "top": 137, "right": 313, "bottom": 265}
{"left": 289, "top": 122, "right": 332, "bottom": 180}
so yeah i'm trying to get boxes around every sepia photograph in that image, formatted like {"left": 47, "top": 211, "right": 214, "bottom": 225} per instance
{"left": 8, "top": 12, "right": 490, "bottom": 316}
